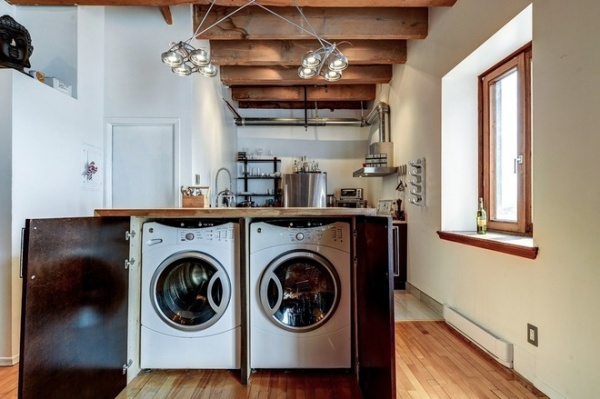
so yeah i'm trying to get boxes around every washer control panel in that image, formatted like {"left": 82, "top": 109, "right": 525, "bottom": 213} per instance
{"left": 143, "top": 220, "right": 237, "bottom": 250}
{"left": 177, "top": 226, "right": 234, "bottom": 242}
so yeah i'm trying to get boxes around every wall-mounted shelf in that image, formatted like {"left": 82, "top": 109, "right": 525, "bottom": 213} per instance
{"left": 237, "top": 157, "right": 281, "bottom": 206}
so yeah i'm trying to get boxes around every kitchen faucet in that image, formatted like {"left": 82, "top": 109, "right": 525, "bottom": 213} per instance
{"left": 215, "top": 167, "right": 234, "bottom": 207}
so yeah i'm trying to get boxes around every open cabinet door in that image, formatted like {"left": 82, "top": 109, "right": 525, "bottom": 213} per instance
{"left": 355, "top": 216, "right": 396, "bottom": 399}
{"left": 19, "top": 217, "right": 130, "bottom": 399}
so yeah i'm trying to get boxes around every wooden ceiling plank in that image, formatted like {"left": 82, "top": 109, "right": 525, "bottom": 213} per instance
{"left": 210, "top": 39, "right": 406, "bottom": 66}
{"left": 231, "top": 85, "right": 376, "bottom": 102}
{"left": 194, "top": 0, "right": 455, "bottom": 6}
{"left": 6, "top": 0, "right": 194, "bottom": 4}
{"left": 6, "top": 0, "right": 178, "bottom": 4}
{"left": 159, "top": 6, "right": 173, "bottom": 25}
{"left": 220, "top": 65, "right": 392, "bottom": 86}
{"left": 194, "top": 6, "right": 428, "bottom": 40}
{"left": 7, "top": 0, "right": 455, "bottom": 6}
{"left": 237, "top": 101, "right": 369, "bottom": 110}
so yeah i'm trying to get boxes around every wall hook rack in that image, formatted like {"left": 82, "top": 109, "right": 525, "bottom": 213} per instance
{"left": 408, "top": 157, "right": 425, "bottom": 206}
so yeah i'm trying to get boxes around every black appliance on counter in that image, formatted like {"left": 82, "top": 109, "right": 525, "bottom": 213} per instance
{"left": 336, "top": 188, "right": 368, "bottom": 208}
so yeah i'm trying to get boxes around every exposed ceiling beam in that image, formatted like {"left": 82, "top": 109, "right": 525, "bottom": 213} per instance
{"left": 194, "top": 0, "right": 455, "bottom": 7}
{"left": 231, "top": 85, "right": 376, "bottom": 102}
{"left": 193, "top": 6, "right": 428, "bottom": 40}
{"left": 4, "top": 0, "right": 457, "bottom": 111}
{"left": 7, "top": 0, "right": 455, "bottom": 6}
{"left": 210, "top": 39, "right": 406, "bottom": 66}
{"left": 159, "top": 6, "right": 172, "bottom": 24}
{"left": 220, "top": 65, "right": 392, "bottom": 86}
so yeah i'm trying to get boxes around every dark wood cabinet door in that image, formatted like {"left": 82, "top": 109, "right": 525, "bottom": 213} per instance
{"left": 355, "top": 216, "right": 396, "bottom": 399}
{"left": 19, "top": 217, "right": 130, "bottom": 399}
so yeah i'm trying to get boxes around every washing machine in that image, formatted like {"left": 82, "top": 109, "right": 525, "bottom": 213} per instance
{"left": 249, "top": 219, "right": 351, "bottom": 369}
{"left": 140, "top": 219, "right": 240, "bottom": 369}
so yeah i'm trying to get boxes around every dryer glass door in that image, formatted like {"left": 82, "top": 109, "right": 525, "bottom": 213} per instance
{"left": 260, "top": 252, "right": 340, "bottom": 332}
{"left": 152, "top": 253, "right": 231, "bottom": 331}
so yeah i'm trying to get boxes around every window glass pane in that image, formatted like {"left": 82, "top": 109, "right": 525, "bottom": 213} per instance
{"left": 492, "top": 69, "right": 518, "bottom": 221}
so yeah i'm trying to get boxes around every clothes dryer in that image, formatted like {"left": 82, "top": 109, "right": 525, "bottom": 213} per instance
{"left": 249, "top": 219, "right": 351, "bottom": 369}
{"left": 141, "top": 220, "right": 240, "bottom": 369}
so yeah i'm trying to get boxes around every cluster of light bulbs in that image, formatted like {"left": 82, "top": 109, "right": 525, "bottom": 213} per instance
{"left": 162, "top": 40, "right": 349, "bottom": 81}
{"left": 160, "top": 0, "right": 349, "bottom": 81}
{"left": 298, "top": 43, "right": 348, "bottom": 82}
{"left": 161, "top": 41, "right": 218, "bottom": 77}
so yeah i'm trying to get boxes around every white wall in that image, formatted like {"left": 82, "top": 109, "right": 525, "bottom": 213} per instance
{"left": 0, "top": 0, "right": 12, "bottom": 366}
{"left": 391, "top": 0, "right": 600, "bottom": 397}
{"left": 103, "top": 6, "right": 238, "bottom": 202}
{"left": 20, "top": 7, "right": 78, "bottom": 97}
{"left": 0, "top": 6, "right": 106, "bottom": 363}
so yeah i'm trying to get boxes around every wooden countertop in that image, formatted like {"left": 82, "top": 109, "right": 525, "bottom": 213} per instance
{"left": 94, "top": 207, "right": 379, "bottom": 218}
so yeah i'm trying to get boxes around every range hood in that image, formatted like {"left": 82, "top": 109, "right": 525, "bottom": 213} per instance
{"left": 353, "top": 102, "right": 398, "bottom": 177}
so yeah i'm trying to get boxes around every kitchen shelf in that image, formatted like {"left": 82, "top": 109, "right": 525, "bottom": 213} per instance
{"left": 237, "top": 158, "right": 281, "bottom": 207}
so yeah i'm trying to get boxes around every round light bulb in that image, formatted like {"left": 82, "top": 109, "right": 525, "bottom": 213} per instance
{"left": 172, "top": 63, "right": 193, "bottom": 76}
{"left": 328, "top": 54, "right": 348, "bottom": 71}
{"left": 301, "top": 51, "right": 322, "bottom": 68}
{"left": 162, "top": 50, "right": 183, "bottom": 67}
{"left": 298, "top": 66, "right": 317, "bottom": 79}
{"left": 190, "top": 48, "right": 210, "bottom": 66}
{"left": 323, "top": 69, "right": 342, "bottom": 82}
{"left": 199, "top": 64, "right": 218, "bottom": 77}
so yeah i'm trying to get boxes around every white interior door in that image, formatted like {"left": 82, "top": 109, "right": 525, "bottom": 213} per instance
{"left": 105, "top": 120, "right": 179, "bottom": 208}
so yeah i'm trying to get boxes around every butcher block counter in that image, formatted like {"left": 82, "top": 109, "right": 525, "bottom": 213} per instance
{"left": 94, "top": 207, "right": 378, "bottom": 218}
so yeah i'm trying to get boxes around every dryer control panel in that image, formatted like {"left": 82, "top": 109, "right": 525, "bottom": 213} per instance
{"left": 251, "top": 219, "right": 350, "bottom": 252}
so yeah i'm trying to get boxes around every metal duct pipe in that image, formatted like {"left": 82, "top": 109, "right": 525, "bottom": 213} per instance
{"left": 365, "top": 102, "right": 390, "bottom": 142}
{"left": 234, "top": 117, "right": 367, "bottom": 127}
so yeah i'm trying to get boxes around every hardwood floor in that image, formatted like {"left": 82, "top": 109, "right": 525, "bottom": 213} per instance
{"left": 0, "top": 293, "right": 548, "bottom": 398}
{"left": 115, "top": 369, "right": 362, "bottom": 399}
{"left": 0, "top": 363, "right": 17, "bottom": 399}
{"left": 395, "top": 321, "right": 548, "bottom": 399}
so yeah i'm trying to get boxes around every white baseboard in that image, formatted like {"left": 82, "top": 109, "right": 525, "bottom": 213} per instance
{"left": 0, "top": 354, "right": 19, "bottom": 366}
{"left": 405, "top": 282, "right": 443, "bottom": 315}
{"left": 443, "top": 305, "right": 513, "bottom": 368}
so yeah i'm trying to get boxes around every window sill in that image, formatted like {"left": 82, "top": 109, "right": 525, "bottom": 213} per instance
{"left": 437, "top": 231, "right": 538, "bottom": 259}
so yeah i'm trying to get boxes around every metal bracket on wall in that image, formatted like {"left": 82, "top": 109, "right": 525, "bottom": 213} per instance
{"left": 408, "top": 158, "right": 425, "bottom": 206}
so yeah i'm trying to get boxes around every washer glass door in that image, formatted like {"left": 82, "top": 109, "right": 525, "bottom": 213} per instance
{"left": 152, "top": 252, "right": 230, "bottom": 331}
{"left": 260, "top": 251, "right": 340, "bottom": 332}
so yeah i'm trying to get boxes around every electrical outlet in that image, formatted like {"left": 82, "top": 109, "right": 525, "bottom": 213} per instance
{"left": 527, "top": 323, "right": 538, "bottom": 346}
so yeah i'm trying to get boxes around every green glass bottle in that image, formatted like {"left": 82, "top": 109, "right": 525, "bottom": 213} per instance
{"left": 477, "top": 197, "right": 487, "bottom": 234}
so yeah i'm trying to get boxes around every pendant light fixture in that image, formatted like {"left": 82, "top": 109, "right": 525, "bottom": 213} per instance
{"left": 161, "top": 0, "right": 349, "bottom": 81}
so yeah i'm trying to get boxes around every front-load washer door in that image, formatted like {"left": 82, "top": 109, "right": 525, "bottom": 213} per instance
{"left": 151, "top": 251, "right": 231, "bottom": 331}
{"left": 259, "top": 250, "right": 340, "bottom": 332}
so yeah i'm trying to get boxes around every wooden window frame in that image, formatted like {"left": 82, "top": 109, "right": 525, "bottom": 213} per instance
{"left": 479, "top": 43, "right": 532, "bottom": 236}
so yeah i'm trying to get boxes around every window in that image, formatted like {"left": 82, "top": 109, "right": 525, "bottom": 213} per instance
{"left": 479, "top": 44, "right": 532, "bottom": 235}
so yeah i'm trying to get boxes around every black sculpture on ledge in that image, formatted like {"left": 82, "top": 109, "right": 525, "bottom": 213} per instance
{"left": 0, "top": 15, "right": 33, "bottom": 71}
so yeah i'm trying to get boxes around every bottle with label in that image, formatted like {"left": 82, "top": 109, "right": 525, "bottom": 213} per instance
{"left": 477, "top": 197, "right": 487, "bottom": 234}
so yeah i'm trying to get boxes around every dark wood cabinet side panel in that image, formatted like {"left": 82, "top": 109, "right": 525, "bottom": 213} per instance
{"left": 19, "top": 217, "right": 130, "bottom": 399}
{"left": 355, "top": 216, "right": 396, "bottom": 399}
{"left": 394, "top": 224, "right": 407, "bottom": 289}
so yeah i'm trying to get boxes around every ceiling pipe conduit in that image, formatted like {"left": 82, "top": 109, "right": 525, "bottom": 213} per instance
{"left": 223, "top": 99, "right": 387, "bottom": 128}
{"left": 234, "top": 117, "right": 367, "bottom": 127}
